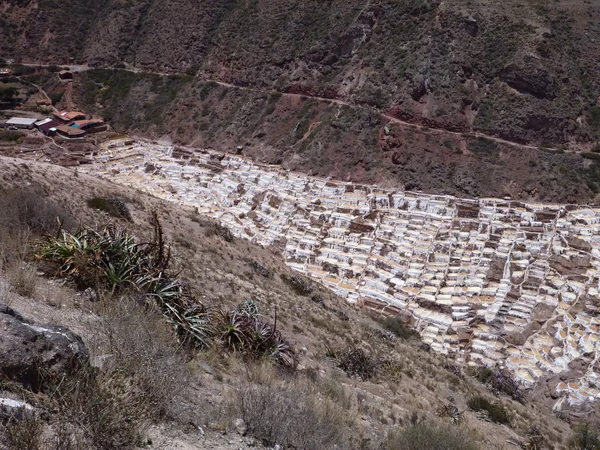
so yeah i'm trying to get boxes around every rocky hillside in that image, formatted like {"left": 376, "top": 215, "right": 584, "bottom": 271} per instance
{"left": 3, "top": 0, "right": 600, "bottom": 147}
{"left": 63, "top": 69, "right": 600, "bottom": 204}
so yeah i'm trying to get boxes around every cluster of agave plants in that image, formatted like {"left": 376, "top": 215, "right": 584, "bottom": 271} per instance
{"left": 36, "top": 214, "right": 297, "bottom": 368}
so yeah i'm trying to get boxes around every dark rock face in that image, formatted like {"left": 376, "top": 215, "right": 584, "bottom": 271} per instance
{"left": 0, "top": 303, "right": 89, "bottom": 390}
{"left": 500, "top": 64, "right": 557, "bottom": 100}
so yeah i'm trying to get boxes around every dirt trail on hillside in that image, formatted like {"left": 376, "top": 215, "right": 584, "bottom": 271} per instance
{"left": 24, "top": 63, "right": 561, "bottom": 153}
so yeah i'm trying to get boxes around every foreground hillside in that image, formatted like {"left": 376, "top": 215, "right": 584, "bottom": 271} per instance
{"left": 0, "top": 155, "right": 584, "bottom": 449}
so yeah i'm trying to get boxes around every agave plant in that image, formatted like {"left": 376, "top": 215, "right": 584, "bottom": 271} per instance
{"left": 237, "top": 299, "right": 259, "bottom": 318}
{"left": 37, "top": 217, "right": 298, "bottom": 368}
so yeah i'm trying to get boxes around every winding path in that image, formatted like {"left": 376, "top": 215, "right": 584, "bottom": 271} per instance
{"left": 17, "top": 62, "right": 562, "bottom": 153}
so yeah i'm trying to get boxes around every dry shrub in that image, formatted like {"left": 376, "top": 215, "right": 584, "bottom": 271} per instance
{"left": 32, "top": 294, "right": 190, "bottom": 450}
{"left": 0, "top": 282, "right": 16, "bottom": 307}
{"left": 328, "top": 347, "right": 378, "bottom": 381}
{"left": 383, "top": 422, "right": 480, "bottom": 450}
{"left": 48, "top": 366, "right": 142, "bottom": 450}
{"left": 92, "top": 294, "right": 190, "bottom": 420}
{"left": 0, "top": 187, "right": 76, "bottom": 271}
{"left": 235, "top": 377, "right": 351, "bottom": 449}
{"left": 0, "top": 415, "right": 43, "bottom": 450}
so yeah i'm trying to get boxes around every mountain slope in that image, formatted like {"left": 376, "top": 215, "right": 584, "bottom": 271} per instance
{"left": 3, "top": 0, "right": 600, "bottom": 147}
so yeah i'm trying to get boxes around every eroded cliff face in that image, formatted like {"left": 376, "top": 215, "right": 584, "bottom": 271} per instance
{"left": 3, "top": 0, "right": 600, "bottom": 146}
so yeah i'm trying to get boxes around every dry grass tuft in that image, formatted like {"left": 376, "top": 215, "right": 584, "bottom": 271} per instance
{"left": 6, "top": 263, "right": 37, "bottom": 298}
{"left": 46, "top": 365, "right": 143, "bottom": 450}
{"left": 0, "top": 186, "right": 77, "bottom": 238}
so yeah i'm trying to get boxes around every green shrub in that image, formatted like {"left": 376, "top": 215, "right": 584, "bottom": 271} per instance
{"left": 467, "top": 137, "right": 500, "bottom": 160}
{"left": 211, "top": 301, "right": 297, "bottom": 368}
{"left": 37, "top": 218, "right": 297, "bottom": 368}
{"left": 330, "top": 347, "right": 378, "bottom": 381}
{"left": 569, "top": 421, "right": 600, "bottom": 450}
{"left": 383, "top": 422, "right": 480, "bottom": 450}
{"left": 587, "top": 107, "right": 600, "bottom": 129}
{"left": 582, "top": 153, "right": 600, "bottom": 162}
{"left": 86, "top": 196, "right": 132, "bottom": 221}
{"left": 0, "top": 130, "right": 23, "bottom": 143}
{"left": 467, "top": 395, "right": 510, "bottom": 424}
{"left": 381, "top": 316, "right": 419, "bottom": 340}
{"left": 36, "top": 215, "right": 203, "bottom": 345}
{"left": 50, "top": 91, "right": 64, "bottom": 105}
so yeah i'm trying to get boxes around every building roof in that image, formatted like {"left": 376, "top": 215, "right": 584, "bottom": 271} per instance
{"left": 71, "top": 119, "right": 104, "bottom": 128}
{"left": 56, "top": 110, "right": 86, "bottom": 121}
{"left": 35, "top": 118, "right": 54, "bottom": 127}
{"left": 6, "top": 117, "right": 38, "bottom": 126}
{"left": 38, "top": 119, "right": 60, "bottom": 133}
{"left": 57, "top": 123, "right": 86, "bottom": 137}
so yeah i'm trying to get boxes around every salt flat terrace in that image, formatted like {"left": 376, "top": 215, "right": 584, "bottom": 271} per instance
{"left": 81, "top": 138, "right": 600, "bottom": 407}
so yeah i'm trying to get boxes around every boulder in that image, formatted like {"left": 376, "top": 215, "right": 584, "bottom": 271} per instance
{"left": 0, "top": 397, "right": 34, "bottom": 420}
{"left": 0, "top": 303, "right": 89, "bottom": 391}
